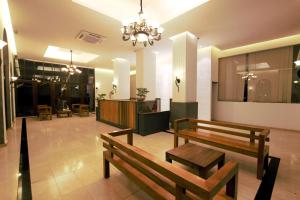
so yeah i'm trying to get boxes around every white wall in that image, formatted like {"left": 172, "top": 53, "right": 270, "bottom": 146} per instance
{"left": 156, "top": 54, "right": 172, "bottom": 111}
{"left": 94, "top": 68, "right": 113, "bottom": 100}
{"left": 213, "top": 85, "right": 300, "bottom": 131}
{"left": 197, "top": 47, "right": 212, "bottom": 120}
{"left": 113, "top": 59, "right": 130, "bottom": 100}
{"left": 136, "top": 49, "right": 157, "bottom": 100}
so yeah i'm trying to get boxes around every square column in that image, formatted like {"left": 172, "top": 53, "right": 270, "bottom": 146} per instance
{"left": 136, "top": 49, "right": 157, "bottom": 100}
{"left": 113, "top": 59, "right": 130, "bottom": 100}
{"left": 171, "top": 32, "right": 198, "bottom": 125}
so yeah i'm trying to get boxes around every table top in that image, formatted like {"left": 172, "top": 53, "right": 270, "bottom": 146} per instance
{"left": 166, "top": 143, "right": 224, "bottom": 168}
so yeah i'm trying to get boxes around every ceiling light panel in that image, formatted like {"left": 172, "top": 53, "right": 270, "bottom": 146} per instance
{"left": 72, "top": 0, "right": 209, "bottom": 24}
{"left": 44, "top": 45, "right": 99, "bottom": 63}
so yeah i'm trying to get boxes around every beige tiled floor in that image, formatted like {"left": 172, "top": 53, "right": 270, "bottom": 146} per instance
{"left": 1, "top": 115, "right": 299, "bottom": 199}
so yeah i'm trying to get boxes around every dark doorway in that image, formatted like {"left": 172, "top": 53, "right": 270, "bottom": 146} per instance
{"left": 16, "top": 83, "right": 34, "bottom": 116}
{"left": 38, "top": 83, "right": 51, "bottom": 105}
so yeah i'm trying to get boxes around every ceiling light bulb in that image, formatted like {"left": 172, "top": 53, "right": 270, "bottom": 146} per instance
{"left": 0, "top": 40, "right": 7, "bottom": 49}
{"left": 130, "top": 35, "right": 136, "bottom": 41}
{"left": 121, "top": 28, "right": 125, "bottom": 34}
{"left": 136, "top": 33, "right": 148, "bottom": 42}
{"left": 295, "top": 60, "right": 300, "bottom": 67}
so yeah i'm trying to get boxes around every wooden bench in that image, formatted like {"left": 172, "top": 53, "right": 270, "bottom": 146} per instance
{"left": 101, "top": 129, "right": 239, "bottom": 200}
{"left": 72, "top": 104, "right": 89, "bottom": 117}
{"left": 174, "top": 118, "right": 270, "bottom": 180}
{"left": 37, "top": 105, "right": 52, "bottom": 120}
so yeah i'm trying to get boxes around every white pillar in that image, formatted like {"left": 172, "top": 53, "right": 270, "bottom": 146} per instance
{"left": 136, "top": 49, "right": 157, "bottom": 100}
{"left": 172, "top": 32, "right": 197, "bottom": 102}
{"left": 197, "top": 46, "right": 220, "bottom": 120}
{"left": 170, "top": 32, "right": 198, "bottom": 124}
{"left": 113, "top": 58, "right": 130, "bottom": 100}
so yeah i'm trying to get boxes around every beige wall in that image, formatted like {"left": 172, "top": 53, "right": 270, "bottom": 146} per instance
{"left": 130, "top": 74, "right": 136, "bottom": 98}
{"left": 94, "top": 68, "right": 113, "bottom": 100}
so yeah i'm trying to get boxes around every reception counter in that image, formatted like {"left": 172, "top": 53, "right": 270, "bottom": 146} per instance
{"left": 98, "top": 100, "right": 137, "bottom": 129}
{"left": 97, "top": 99, "right": 170, "bottom": 135}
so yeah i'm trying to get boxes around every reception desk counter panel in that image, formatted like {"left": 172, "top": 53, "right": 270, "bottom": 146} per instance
{"left": 99, "top": 100, "right": 136, "bottom": 129}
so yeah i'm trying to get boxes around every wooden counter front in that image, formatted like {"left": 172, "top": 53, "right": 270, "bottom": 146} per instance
{"left": 98, "top": 100, "right": 136, "bottom": 129}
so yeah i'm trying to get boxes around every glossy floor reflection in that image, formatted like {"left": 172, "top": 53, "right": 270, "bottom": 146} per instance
{"left": 1, "top": 115, "right": 299, "bottom": 199}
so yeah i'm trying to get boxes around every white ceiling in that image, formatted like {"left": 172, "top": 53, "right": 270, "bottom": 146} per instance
{"left": 9, "top": 0, "right": 300, "bottom": 69}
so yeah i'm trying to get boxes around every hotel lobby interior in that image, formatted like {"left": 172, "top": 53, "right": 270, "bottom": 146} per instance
{"left": 0, "top": 0, "right": 300, "bottom": 199}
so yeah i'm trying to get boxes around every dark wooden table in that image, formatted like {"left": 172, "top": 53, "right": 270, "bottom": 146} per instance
{"left": 166, "top": 143, "right": 225, "bottom": 179}
{"left": 57, "top": 110, "right": 72, "bottom": 118}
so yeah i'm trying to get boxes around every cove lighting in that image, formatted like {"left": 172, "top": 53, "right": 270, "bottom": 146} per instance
{"left": 0, "top": 40, "right": 7, "bottom": 49}
{"left": 95, "top": 68, "right": 113, "bottom": 74}
{"left": 44, "top": 46, "right": 99, "bottom": 63}
{"left": 72, "top": 0, "right": 209, "bottom": 24}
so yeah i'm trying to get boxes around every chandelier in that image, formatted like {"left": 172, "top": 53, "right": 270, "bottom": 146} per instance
{"left": 121, "top": 0, "right": 164, "bottom": 47}
{"left": 62, "top": 50, "right": 82, "bottom": 75}
{"left": 242, "top": 72, "right": 257, "bottom": 80}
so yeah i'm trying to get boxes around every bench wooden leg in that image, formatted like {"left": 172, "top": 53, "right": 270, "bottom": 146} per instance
{"left": 257, "top": 156, "right": 264, "bottom": 180}
{"left": 226, "top": 172, "right": 238, "bottom": 199}
{"left": 103, "top": 155, "right": 110, "bottom": 179}
{"left": 174, "top": 135, "right": 179, "bottom": 148}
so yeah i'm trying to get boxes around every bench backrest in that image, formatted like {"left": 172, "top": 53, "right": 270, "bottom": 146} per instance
{"left": 101, "top": 129, "right": 238, "bottom": 200}
{"left": 37, "top": 105, "right": 52, "bottom": 114}
{"left": 175, "top": 118, "right": 270, "bottom": 144}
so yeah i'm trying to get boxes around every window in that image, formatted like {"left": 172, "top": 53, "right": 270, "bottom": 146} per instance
{"left": 219, "top": 45, "right": 298, "bottom": 103}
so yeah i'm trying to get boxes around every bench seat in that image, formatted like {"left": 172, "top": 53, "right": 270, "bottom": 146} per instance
{"left": 179, "top": 130, "right": 269, "bottom": 158}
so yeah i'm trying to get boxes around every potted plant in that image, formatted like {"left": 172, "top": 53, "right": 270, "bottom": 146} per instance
{"left": 136, "top": 88, "right": 149, "bottom": 101}
{"left": 96, "top": 93, "right": 106, "bottom": 101}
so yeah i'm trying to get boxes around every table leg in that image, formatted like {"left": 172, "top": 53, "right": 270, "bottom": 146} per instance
{"left": 218, "top": 155, "right": 225, "bottom": 169}
{"left": 166, "top": 154, "right": 172, "bottom": 163}
{"left": 198, "top": 168, "right": 208, "bottom": 179}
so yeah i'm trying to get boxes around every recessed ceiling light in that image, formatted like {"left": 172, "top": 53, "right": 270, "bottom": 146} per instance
{"left": 44, "top": 45, "right": 99, "bottom": 63}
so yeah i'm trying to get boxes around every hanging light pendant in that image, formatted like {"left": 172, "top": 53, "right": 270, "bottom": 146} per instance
{"left": 121, "top": 0, "right": 164, "bottom": 47}
{"left": 62, "top": 50, "right": 82, "bottom": 75}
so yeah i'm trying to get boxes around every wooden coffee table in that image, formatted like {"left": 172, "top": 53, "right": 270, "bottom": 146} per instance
{"left": 57, "top": 110, "right": 72, "bottom": 118}
{"left": 166, "top": 143, "right": 225, "bottom": 179}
